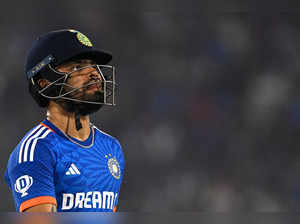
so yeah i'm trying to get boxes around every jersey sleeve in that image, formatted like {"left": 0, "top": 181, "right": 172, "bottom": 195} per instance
{"left": 112, "top": 139, "right": 125, "bottom": 210}
{"left": 114, "top": 140, "right": 125, "bottom": 180}
{"left": 5, "top": 139, "right": 57, "bottom": 212}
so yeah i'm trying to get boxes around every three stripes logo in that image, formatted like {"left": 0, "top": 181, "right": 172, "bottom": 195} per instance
{"left": 18, "top": 124, "right": 52, "bottom": 164}
{"left": 66, "top": 163, "right": 81, "bottom": 175}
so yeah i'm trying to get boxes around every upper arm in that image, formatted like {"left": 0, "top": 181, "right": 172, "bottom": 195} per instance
{"left": 6, "top": 135, "right": 57, "bottom": 212}
{"left": 24, "top": 203, "right": 57, "bottom": 212}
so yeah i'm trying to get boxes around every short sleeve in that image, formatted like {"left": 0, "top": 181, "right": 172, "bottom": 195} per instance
{"left": 5, "top": 140, "right": 57, "bottom": 212}
{"left": 114, "top": 140, "right": 125, "bottom": 177}
{"left": 112, "top": 139, "right": 125, "bottom": 209}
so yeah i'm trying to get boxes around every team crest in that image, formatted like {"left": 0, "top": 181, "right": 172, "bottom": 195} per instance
{"left": 69, "top": 29, "right": 93, "bottom": 47}
{"left": 107, "top": 157, "right": 121, "bottom": 179}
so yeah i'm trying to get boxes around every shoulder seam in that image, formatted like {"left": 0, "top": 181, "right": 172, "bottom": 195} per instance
{"left": 93, "top": 125, "right": 115, "bottom": 139}
{"left": 40, "top": 123, "right": 56, "bottom": 133}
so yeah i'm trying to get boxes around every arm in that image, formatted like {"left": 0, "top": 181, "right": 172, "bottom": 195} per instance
{"left": 5, "top": 133, "right": 58, "bottom": 212}
{"left": 24, "top": 204, "right": 57, "bottom": 212}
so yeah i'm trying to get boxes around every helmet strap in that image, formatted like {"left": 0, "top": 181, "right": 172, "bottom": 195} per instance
{"left": 74, "top": 109, "right": 83, "bottom": 131}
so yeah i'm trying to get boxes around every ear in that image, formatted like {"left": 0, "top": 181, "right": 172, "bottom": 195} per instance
{"left": 37, "top": 79, "right": 50, "bottom": 89}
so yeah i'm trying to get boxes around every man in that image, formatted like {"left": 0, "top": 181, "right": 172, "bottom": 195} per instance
{"left": 4, "top": 29, "right": 125, "bottom": 212}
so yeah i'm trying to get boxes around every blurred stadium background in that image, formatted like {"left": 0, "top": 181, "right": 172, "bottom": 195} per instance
{"left": 1, "top": 1, "right": 300, "bottom": 211}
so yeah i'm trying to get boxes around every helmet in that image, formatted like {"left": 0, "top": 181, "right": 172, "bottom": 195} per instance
{"left": 26, "top": 29, "right": 116, "bottom": 108}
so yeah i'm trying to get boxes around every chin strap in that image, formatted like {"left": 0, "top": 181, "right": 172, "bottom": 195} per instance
{"left": 75, "top": 110, "right": 82, "bottom": 131}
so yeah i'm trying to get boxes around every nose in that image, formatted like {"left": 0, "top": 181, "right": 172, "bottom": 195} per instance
{"left": 87, "top": 66, "right": 102, "bottom": 80}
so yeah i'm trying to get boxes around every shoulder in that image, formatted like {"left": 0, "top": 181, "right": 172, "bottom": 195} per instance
{"left": 92, "top": 125, "right": 125, "bottom": 167}
{"left": 92, "top": 125, "right": 124, "bottom": 156}
{"left": 5, "top": 123, "right": 58, "bottom": 188}
{"left": 93, "top": 125, "right": 121, "bottom": 146}
{"left": 7, "top": 123, "right": 58, "bottom": 167}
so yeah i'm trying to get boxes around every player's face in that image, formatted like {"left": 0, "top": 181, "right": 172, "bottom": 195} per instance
{"left": 56, "top": 59, "right": 103, "bottom": 97}
{"left": 54, "top": 59, "right": 105, "bottom": 115}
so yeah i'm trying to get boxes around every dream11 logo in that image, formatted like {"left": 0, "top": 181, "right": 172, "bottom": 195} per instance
{"left": 14, "top": 175, "right": 33, "bottom": 197}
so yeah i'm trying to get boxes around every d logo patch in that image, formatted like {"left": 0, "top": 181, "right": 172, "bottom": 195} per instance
{"left": 14, "top": 175, "right": 33, "bottom": 197}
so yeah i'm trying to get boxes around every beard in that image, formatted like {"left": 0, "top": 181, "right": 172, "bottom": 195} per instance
{"left": 56, "top": 88, "right": 104, "bottom": 116}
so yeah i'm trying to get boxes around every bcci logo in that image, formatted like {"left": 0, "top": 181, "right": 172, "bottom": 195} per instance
{"left": 69, "top": 29, "right": 93, "bottom": 47}
{"left": 14, "top": 175, "right": 33, "bottom": 197}
{"left": 107, "top": 157, "right": 121, "bottom": 179}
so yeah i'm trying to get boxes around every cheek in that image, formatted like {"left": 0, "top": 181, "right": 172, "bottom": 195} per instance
{"left": 67, "top": 77, "right": 84, "bottom": 87}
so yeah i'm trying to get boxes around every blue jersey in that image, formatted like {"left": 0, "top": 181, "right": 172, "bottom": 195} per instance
{"left": 4, "top": 119, "right": 125, "bottom": 212}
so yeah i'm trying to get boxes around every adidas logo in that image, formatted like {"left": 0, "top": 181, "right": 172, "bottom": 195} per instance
{"left": 66, "top": 163, "right": 81, "bottom": 175}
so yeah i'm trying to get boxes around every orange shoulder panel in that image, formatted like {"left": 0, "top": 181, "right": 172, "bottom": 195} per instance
{"left": 40, "top": 123, "right": 55, "bottom": 133}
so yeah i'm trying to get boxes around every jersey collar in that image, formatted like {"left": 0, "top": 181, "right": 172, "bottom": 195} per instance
{"left": 42, "top": 119, "right": 94, "bottom": 147}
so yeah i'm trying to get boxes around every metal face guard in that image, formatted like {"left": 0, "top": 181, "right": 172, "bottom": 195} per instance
{"left": 35, "top": 64, "right": 116, "bottom": 106}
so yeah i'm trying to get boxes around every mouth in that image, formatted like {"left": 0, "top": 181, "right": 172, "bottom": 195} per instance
{"left": 85, "top": 82, "right": 102, "bottom": 92}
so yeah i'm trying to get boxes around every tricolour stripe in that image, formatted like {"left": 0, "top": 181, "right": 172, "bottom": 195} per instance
{"left": 40, "top": 123, "right": 55, "bottom": 133}
{"left": 22, "top": 127, "right": 46, "bottom": 163}
{"left": 29, "top": 129, "right": 52, "bottom": 162}
{"left": 71, "top": 163, "right": 81, "bottom": 174}
{"left": 18, "top": 125, "right": 42, "bottom": 164}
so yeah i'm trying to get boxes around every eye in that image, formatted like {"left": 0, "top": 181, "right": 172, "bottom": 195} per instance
{"left": 72, "top": 65, "right": 82, "bottom": 71}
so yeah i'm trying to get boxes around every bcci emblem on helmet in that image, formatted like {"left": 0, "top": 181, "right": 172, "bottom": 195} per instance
{"left": 14, "top": 175, "right": 33, "bottom": 197}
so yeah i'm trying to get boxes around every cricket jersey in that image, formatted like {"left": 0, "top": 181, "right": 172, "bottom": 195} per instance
{"left": 4, "top": 119, "right": 125, "bottom": 212}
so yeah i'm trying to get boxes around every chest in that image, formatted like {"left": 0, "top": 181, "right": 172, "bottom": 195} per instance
{"left": 54, "top": 144, "right": 122, "bottom": 193}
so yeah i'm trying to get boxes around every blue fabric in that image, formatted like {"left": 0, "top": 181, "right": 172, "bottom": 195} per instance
{"left": 5, "top": 119, "right": 125, "bottom": 212}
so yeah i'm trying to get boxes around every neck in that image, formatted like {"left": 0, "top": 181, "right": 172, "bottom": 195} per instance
{"left": 46, "top": 101, "right": 91, "bottom": 141}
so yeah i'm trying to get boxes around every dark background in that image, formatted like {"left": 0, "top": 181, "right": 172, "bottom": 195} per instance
{"left": 1, "top": 1, "right": 300, "bottom": 211}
